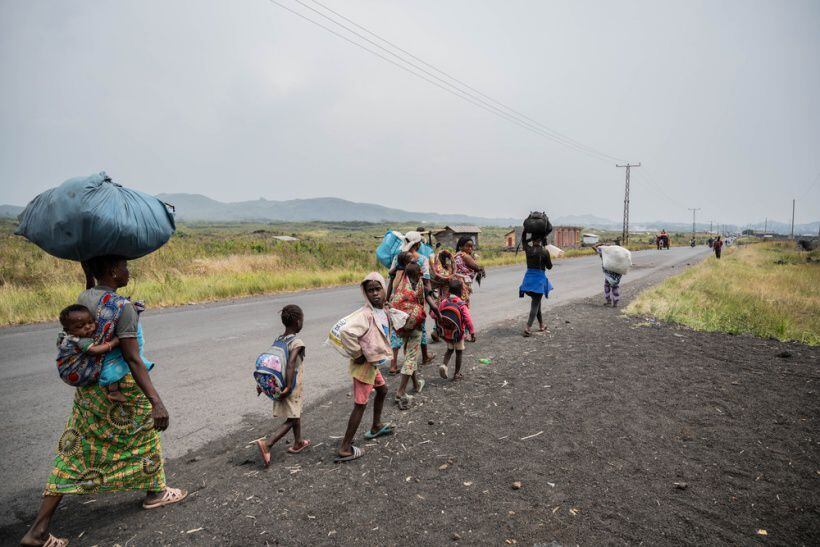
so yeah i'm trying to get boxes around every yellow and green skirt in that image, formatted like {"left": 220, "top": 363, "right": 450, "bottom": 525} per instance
{"left": 45, "top": 374, "right": 166, "bottom": 496}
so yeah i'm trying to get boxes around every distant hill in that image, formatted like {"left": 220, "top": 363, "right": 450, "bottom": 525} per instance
{"left": 552, "top": 214, "right": 620, "bottom": 228}
{"left": 0, "top": 204, "right": 23, "bottom": 219}
{"left": 3, "top": 194, "right": 817, "bottom": 234}
{"left": 157, "top": 193, "right": 520, "bottom": 226}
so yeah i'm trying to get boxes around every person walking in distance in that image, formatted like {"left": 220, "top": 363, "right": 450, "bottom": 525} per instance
{"left": 713, "top": 235, "right": 723, "bottom": 259}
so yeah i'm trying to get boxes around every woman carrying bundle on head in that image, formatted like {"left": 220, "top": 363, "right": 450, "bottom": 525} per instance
{"left": 518, "top": 234, "right": 553, "bottom": 337}
{"left": 453, "top": 237, "right": 484, "bottom": 308}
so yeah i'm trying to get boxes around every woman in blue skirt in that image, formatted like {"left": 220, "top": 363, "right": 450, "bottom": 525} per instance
{"left": 519, "top": 235, "right": 553, "bottom": 337}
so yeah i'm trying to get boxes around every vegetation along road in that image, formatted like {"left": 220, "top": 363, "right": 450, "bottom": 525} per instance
{"left": 0, "top": 245, "right": 708, "bottom": 525}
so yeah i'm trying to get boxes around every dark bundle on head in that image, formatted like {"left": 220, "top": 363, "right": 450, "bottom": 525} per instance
{"left": 281, "top": 304, "right": 303, "bottom": 328}
{"left": 448, "top": 277, "right": 463, "bottom": 296}
{"left": 59, "top": 304, "right": 92, "bottom": 329}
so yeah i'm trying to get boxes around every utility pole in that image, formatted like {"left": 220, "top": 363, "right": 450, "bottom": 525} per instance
{"left": 709, "top": 220, "right": 713, "bottom": 233}
{"left": 790, "top": 199, "right": 795, "bottom": 239}
{"left": 616, "top": 162, "right": 640, "bottom": 245}
{"left": 688, "top": 208, "right": 701, "bottom": 242}
{"left": 764, "top": 217, "right": 767, "bottom": 233}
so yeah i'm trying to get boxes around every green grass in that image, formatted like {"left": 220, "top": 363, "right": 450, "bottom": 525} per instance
{"left": 626, "top": 241, "right": 820, "bottom": 345}
{"left": 0, "top": 220, "right": 528, "bottom": 325}
{"left": 0, "top": 217, "right": 691, "bottom": 326}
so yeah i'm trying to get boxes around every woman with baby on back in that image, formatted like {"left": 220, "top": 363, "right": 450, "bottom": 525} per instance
{"left": 22, "top": 256, "right": 186, "bottom": 547}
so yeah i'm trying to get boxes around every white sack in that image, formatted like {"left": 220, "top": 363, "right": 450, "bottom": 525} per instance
{"left": 545, "top": 244, "right": 564, "bottom": 258}
{"left": 326, "top": 307, "right": 409, "bottom": 358}
{"left": 326, "top": 310, "right": 359, "bottom": 357}
{"left": 601, "top": 245, "right": 632, "bottom": 275}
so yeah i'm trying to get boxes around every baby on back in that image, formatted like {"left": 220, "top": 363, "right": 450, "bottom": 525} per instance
{"left": 56, "top": 304, "right": 123, "bottom": 401}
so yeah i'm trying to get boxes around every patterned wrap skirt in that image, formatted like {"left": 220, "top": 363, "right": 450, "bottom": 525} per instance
{"left": 44, "top": 374, "right": 166, "bottom": 496}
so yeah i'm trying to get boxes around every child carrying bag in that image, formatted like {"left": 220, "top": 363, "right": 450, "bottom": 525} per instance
{"left": 254, "top": 335, "right": 299, "bottom": 401}
{"left": 436, "top": 298, "right": 464, "bottom": 343}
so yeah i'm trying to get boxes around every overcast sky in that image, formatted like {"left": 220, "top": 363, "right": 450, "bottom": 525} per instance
{"left": 1, "top": 0, "right": 818, "bottom": 225}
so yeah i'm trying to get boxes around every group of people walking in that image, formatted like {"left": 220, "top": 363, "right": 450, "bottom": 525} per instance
{"left": 251, "top": 230, "right": 488, "bottom": 465}
{"left": 23, "top": 225, "right": 635, "bottom": 546}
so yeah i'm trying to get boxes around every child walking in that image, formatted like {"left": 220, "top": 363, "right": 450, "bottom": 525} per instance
{"left": 336, "top": 272, "right": 395, "bottom": 462}
{"left": 390, "top": 261, "right": 439, "bottom": 410}
{"left": 256, "top": 304, "right": 310, "bottom": 467}
{"left": 438, "top": 278, "right": 475, "bottom": 381}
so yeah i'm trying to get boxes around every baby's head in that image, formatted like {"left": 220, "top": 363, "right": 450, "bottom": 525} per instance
{"left": 59, "top": 304, "right": 96, "bottom": 338}
{"left": 281, "top": 304, "right": 304, "bottom": 333}
{"left": 448, "top": 278, "right": 463, "bottom": 297}
{"left": 395, "top": 251, "right": 412, "bottom": 270}
{"left": 405, "top": 261, "right": 421, "bottom": 282}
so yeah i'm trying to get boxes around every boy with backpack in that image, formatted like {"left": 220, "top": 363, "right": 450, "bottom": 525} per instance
{"left": 335, "top": 272, "right": 395, "bottom": 462}
{"left": 255, "top": 304, "right": 310, "bottom": 467}
{"left": 438, "top": 278, "right": 475, "bottom": 381}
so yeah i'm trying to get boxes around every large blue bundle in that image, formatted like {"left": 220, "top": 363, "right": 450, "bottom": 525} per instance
{"left": 15, "top": 172, "right": 176, "bottom": 261}
{"left": 376, "top": 230, "right": 403, "bottom": 268}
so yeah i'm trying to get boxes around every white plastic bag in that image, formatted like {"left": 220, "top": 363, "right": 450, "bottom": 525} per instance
{"left": 601, "top": 245, "right": 632, "bottom": 275}
{"left": 326, "top": 307, "right": 409, "bottom": 358}
{"left": 326, "top": 310, "right": 359, "bottom": 357}
{"left": 545, "top": 244, "right": 564, "bottom": 258}
{"left": 389, "top": 307, "right": 409, "bottom": 331}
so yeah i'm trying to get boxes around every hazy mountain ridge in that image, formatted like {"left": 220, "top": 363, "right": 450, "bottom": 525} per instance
{"left": 156, "top": 193, "right": 521, "bottom": 226}
{"left": 2, "top": 195, "right": 817, "bottom": 234}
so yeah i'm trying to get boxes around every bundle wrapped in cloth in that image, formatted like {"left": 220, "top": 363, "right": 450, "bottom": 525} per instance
{"left": 600, "top": 245, "right": 632, "bottom": 275}
{"left": 15, "top": 172, "right": 175, "bottom": 261}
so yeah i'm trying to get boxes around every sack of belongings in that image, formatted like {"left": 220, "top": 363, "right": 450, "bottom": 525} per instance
{"left": 15, "top": 172, "right": 175, "bottom": 261}
{"left": 600, "top": 245, "right": 632, "bottom": 275}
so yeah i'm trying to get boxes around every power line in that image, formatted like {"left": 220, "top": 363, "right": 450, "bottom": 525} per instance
{"left": 267, "top": 0, "right": 625, "bottom": 163}
{"left": 306, "top": 0, "right": 626, "bottom": 163}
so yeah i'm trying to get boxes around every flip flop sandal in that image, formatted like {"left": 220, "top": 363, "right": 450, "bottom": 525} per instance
{"left": 364, "top": 424, "right": 395, "bottom": 440}
{"left": 287, "top": 439, "right": 311, "bottom": 454}
{"left": 43, "top": 534, "right": 69, "bottom": 547}
{"left": 334, "top": 445, "right": 364, "bottom": 463}
{"left": 142, "top": 487, "right": 188, "bottom": 510}
{"left": 255, "top": 438, "right": 271, "bottom": 467}
{"left": 438, "top": 364, "right": 448, "bottom": 379}
{"left": 523, "top": 330, "right": 532, "bottom": 338}
{"left": 422, "top": 353, "right": 437, "bottom": 364}
{"left": 387, "top": 369, "right": 399, "bottom": 375}
{"left": 415, "top": 378, "right": 426, "bottom": 394}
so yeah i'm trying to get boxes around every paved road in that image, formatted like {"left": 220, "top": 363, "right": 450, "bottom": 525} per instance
{"left": 0, "top": 246, "right": 707, "bottom": 522}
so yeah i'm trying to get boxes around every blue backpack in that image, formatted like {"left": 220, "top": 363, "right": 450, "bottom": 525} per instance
{"left": 254, "top": 335, "right": 300, "bottom": 400}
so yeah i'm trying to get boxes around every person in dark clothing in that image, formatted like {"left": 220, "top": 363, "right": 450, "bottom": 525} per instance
{"left": 713, "top": 235, "right": 723, "bottom": 259}
{"left": 518, "top": 235, "right": 554, "bottom": 337}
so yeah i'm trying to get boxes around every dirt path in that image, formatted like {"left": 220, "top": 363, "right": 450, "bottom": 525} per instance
{"left": 2, "top": 273, "right": 817, "bottom": 545}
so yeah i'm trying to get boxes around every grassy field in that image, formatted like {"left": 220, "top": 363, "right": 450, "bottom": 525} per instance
{"left": 0, "top": 220, "right": 530, "bottom": 325}
{"left": 627, "top": 241, "right": 820, "bottom": 346}
{"left": 0, "top": 218, "right": 690, "bottom": 326}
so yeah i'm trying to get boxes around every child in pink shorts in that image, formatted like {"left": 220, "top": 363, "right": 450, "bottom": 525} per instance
{"left": 335, "top": 272, "right": 395, "bottom": 462}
